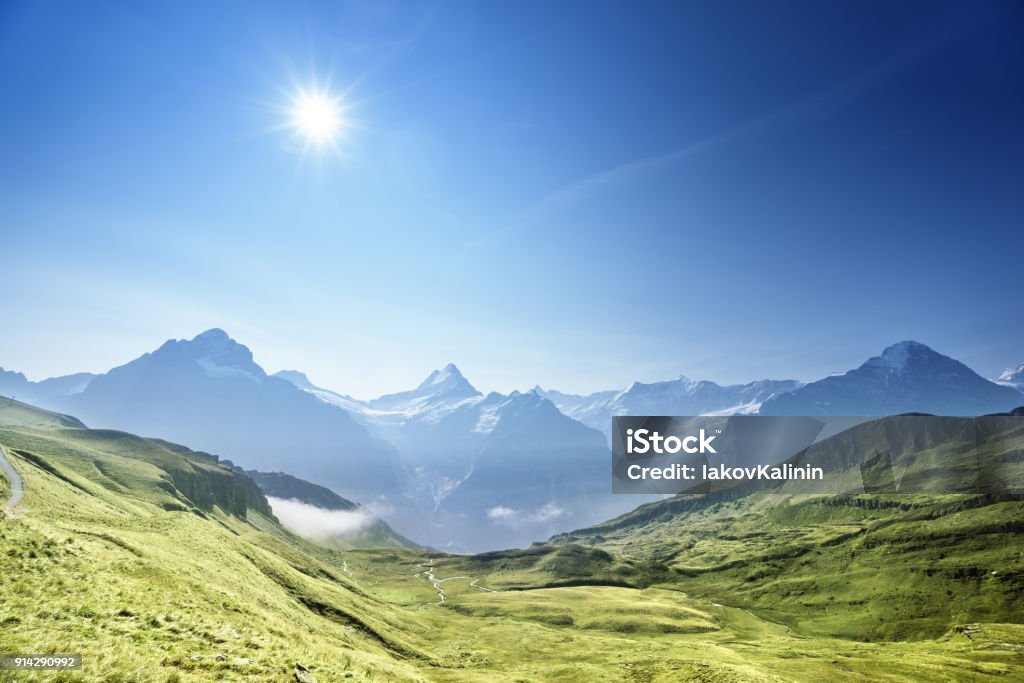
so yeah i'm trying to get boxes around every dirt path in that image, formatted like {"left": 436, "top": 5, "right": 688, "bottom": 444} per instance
{"left": 416, "top": 561, "right": 498, "bottom": 605}
{"left": 469, "top": 578, "right": 497, "bottom": 593}
{"left": 0, "top": 444, "right": 24, "bottom": 512}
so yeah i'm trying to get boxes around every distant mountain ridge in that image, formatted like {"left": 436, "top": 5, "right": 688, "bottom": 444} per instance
{"left": 537, "top": 377, "right": 802, "bottom": 439}
{"left": 760, "top": 341, "right": 1023, "bottom": 416}
{"left": 0, "top": 368, "right": 97, "bottom": 404}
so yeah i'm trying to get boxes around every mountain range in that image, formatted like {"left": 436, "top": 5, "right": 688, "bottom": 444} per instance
{"left": 537, "top": 377, "right": 803, "bottom": 440}
{"left": 2, "top": 331, "right": 1021, "bottom": 552}
{"left": 273, "top": 363, "right": 628, "bottom": 552}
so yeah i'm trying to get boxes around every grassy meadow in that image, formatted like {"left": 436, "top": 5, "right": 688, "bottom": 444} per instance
{"left": 1, "top": 400, "right": 1022, "bottom": 681}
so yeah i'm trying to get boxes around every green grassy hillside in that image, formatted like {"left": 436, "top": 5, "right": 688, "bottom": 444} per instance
{"left": 551, "top": 492, "right": 1024, "bottom": 641}
{"left": 2, "top": 404, "right": 1023, "bottom": 681}
{"left": 548, "top": 415, "right": 1024, "bottom": 642}
{"left": 0, "top": 396, "right": 86, "bottom": 429}
{"left": 0, "top": 418, "right": 433, "bottom": 681}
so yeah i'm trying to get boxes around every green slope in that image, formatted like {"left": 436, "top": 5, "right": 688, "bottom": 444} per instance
{"left": 0, "top": 395, "right": 86, "bottom": 429}
{"left": 2, "top": 404, "right": 1023, "bottom": 681}
{"left": 0, "top": 412, "right": 433, "bottom": 681}
{"left": 545, "top": 415, "right": 1024, "bottom": 643}
{"left": 551, "top": 492, "right": 1024, "bottom": 640}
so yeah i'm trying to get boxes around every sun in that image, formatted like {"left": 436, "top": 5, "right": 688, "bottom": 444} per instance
{"left": 289, "top": 87, "right": 345, "bottom": 148}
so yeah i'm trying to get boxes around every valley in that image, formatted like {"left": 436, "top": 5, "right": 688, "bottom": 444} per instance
{"left": 1, "top": 399, "right": 1022, "bottom": 681}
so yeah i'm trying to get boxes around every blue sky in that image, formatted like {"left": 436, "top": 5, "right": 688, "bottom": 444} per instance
{"left": 1, "top": 0, "right": 1022, "bottom": 398}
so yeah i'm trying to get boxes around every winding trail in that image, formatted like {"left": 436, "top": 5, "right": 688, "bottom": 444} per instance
{"left": 0, "top": 444, "right": 23, "bottom": 513}
{"left": 416, "top": 561, "right": 499, "bottom": 605}
{"left": 469, "top": 578, "right": 497, "bottom": 593}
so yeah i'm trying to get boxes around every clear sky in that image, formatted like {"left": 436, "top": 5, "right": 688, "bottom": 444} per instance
{"left": 1, "top": 0, "right": 1022, "bottom": 398}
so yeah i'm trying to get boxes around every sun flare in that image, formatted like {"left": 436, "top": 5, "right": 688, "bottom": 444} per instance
{"left": 289, "top": 87, "right": 345, "bottom": 148}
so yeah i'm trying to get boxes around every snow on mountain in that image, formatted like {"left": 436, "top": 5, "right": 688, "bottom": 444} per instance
{"left": 530, "top": 385, "right": 618, "bottom": 419}
{"left": 272, "top": 370, "right": 369, "bottom": 414}
{"left": 995, "top": 362, "right": 1024, "bottom": 392}
{"left": 538, "top": 377, "right": 802, "bottom": 440}
{"left": 281, "top": 364, "right": 620, "bottom": 552}
{"left": 761, "top": 341, "right": 1024, "bottom": 416}
{"left": 368, "top": 363, "right": 482, "bottom": 414}
{"left": 285, "top": 364, "right": 605, "bottom": 458}
{"left": 187, "top": 328, "right": 266, "bottom": 379}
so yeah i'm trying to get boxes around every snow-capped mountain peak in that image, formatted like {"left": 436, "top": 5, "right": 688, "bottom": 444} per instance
{"left": 370, "top": 363, "right": 480, "bottom": 412}
{"left": 418, "top": 363, "right": 471, "bottom": 390}
{"left": 995, "top": 362, "right": 1024, "bottom": 392}
{"left": 761, "top": 341, "right": 1023, "bottom": 415}
{"left": 168, "top": 328, "right": 266, "bottom": 381}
